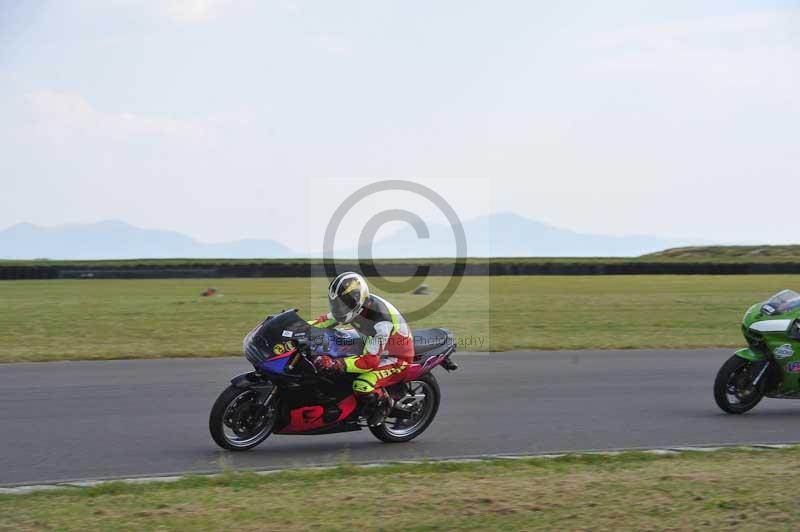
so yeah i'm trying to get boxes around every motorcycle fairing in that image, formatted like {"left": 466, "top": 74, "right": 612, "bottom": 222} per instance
{"left": 405, "top": 328, "right": 457, "bottom": 380}
{"left": 269, "top": 350, "right": 452, "bottom": 434}
{"left": 258, "top": 350, "right": 296, "bottom": 374}
{"left": 241, "top": 311, "right": 456, "bottom": 435}
{"left": 243, "top": 309, "right": 311, "bottom": 366}
{"left": 734, "top": 347, "right": 764, "bottom": 362}
{"left": 230, "top": 371, "right": 274, "bottom": 390}
{"left": 277, "top": 394, "right": 358, "bottom": 434}
{"left": 405, "top": 352, "right": 452, "bottom": 381}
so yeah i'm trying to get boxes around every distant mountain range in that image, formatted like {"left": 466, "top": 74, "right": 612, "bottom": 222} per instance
{"left": 0, "top": 214, "right": 709, "bottom": 260}
{"left": 0, "top": 220, "right": 291, "bottom": 260}
{"left": 341, "top": 212, "right": 708, "bottom": 258}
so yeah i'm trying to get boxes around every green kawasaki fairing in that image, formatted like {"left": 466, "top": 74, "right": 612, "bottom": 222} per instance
{"left": 714, "top": 290, "right": 800, "bottom": 414}
{"left": 736, "top": 290, "right": 800, "bottom": 398}
{"left": 715, "top": 289, "right": 800, "bottom": 414}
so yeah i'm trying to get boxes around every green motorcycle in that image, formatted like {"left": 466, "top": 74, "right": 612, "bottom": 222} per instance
{"left": 715, "top": 289, "right": 800, "bottom": 414}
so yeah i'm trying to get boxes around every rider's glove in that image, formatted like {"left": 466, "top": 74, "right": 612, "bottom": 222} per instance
{"left": 313, "top": 355, "right": 344, "bottom": 374}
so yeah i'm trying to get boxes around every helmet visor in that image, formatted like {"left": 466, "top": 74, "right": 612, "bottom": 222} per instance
{"left": 330, "top": 291, "right": 360, "bottom": 322}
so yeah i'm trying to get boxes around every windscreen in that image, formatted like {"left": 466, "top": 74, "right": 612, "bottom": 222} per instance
{"left": 762, "top": 290, "right": 800, "bottom": 315}
{"left": 243, "top": 310, "right": 309, "bottom": 365}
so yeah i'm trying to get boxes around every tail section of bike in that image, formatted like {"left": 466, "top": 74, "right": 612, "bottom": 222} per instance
{"left": 404, "top": 327, "right": 458, "bottom": 380}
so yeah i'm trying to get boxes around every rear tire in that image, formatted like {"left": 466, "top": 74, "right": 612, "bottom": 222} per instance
{"left": 370, "top": 373, "right": 440, "bottom": 443}
{"left": 209, "top": 385, "right": 276, "bottom": 451}
{"left": 714, "top": 355, "right": 766, "bottom": 414}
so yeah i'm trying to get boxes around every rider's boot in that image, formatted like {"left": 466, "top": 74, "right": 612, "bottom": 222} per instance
{"left": 359, "top": 388, "right": 394, "bottom": 427}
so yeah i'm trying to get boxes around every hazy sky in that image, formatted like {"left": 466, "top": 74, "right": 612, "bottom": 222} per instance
{"left": 1, "top": 0, "right": 798, "bottom": 251}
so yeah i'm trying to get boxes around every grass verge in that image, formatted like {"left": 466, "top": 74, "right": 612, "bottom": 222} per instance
{"left": 2, "top": 448, "right": 799, "bottom": 531}
{"left": 2, "top": 275, "right": 799, "bottom": 362}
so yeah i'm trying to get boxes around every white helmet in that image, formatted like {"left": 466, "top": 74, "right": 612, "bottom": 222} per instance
{"left": 328, "top": 272, "right": 369, "bottom": 323}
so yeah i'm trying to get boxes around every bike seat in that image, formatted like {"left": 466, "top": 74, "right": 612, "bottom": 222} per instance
{"left": 413, "top": 328, "right": 451, "bottom": 356}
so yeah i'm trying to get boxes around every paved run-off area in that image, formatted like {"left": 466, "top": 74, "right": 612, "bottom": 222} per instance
{"left": 2, "top": 349, "right": 800, "bottom": 487}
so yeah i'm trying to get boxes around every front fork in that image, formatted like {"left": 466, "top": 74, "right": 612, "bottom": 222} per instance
{"left": 733, "top": 348, "right": 775, "bottom": 390}
{"left": 230, "top": 371, "right": 278, "bottom": 414}
{"left": 751, "top": 360, "right": 770, "bottom": 387}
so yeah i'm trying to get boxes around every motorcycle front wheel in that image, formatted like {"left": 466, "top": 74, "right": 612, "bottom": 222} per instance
{"left": 209, "top": 384, "right": 277, "bottom": 450}
{"left": 370, "top": 372, "right": 441, "bottom": 443}
{"left": 714, "top": 355, "right": 766, "bottom": 414}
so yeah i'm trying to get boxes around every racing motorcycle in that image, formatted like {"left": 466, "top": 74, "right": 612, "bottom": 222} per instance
{"left": 715, "top": 289, "right": 800, "bottom": 414}
{"left": 209, "top": 309, "right": 458, "bottom": 450}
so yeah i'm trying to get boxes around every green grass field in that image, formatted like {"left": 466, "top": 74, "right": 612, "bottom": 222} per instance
{"left": 644, "top": 244, "right": 800, "bottom": 261}
{"left": 1, "top": 275, "right": 797, "bottom": 363}
{"left": 2, "top": 448, "right": 799, "bottom": 531}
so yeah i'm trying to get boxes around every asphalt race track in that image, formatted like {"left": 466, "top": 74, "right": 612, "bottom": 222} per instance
{"left": 3, "top": 349, "right": 800, "bottom": 486}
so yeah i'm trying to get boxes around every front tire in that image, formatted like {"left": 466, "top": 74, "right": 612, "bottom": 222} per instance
{"left": 209, "top": 385, "right": 276, "bottom": 451}
{"left": 714, "top": 355, "right": 766, "bottom": 414}
{"left": 370, "top": 373, "right": 441, "bottom": 443}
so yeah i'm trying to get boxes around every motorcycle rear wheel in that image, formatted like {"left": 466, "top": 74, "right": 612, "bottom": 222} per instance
{"left": 370, "top": 372, "right": 440, "bottom": 443}
{"left": 209, "top": 384, "right": 276, "bottom": 451}
{"left": 714, "top": 355, "right": 766, "bottom": 414}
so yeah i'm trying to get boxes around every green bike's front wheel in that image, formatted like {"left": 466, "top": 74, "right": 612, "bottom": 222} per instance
{"left": 714, "top": 355, "right": 765, "bottom": 414}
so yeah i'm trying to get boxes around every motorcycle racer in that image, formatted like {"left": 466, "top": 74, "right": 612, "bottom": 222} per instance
{"left": 309, "top": 272, "right": 413, "bottom": 426}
